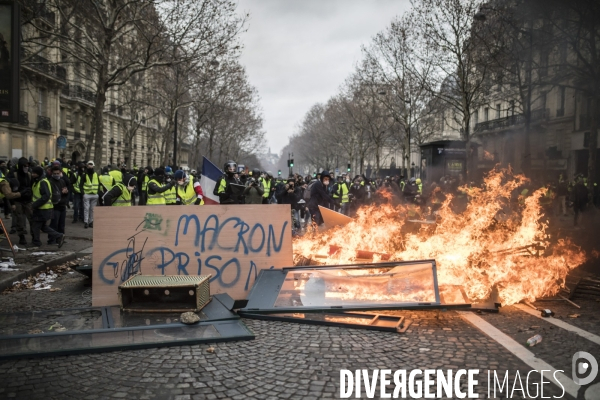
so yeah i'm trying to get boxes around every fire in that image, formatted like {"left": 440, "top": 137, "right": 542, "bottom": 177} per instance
{"left": 483, "top": 150, "right": 494, "bottom": 161}
{"left": 293, "top": 168, "right": 586, "bottom": 305}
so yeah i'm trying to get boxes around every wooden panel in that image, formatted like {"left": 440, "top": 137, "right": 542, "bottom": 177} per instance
{"left": 92, "top": 205, "right": 293, "bottom": 306}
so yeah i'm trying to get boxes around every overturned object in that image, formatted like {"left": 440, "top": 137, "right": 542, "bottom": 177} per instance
{"left": 119, "top": 275, "right": 211, "bottom": 312}
{"left": 240, "top": 260, "right": 471, "bottom": 314}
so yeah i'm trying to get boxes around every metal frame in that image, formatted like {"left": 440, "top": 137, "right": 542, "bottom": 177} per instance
{"left": 240, "top": 260, "right": 468, "bottom": 314}
{"left": 0, "top": 320, "right": 254, "bottom": 360}
{"left": 239, "top": 311, "right": 410, "bottom": 333}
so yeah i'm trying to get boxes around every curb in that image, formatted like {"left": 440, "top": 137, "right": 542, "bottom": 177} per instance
{"left": 0, "top": 252, "right": 79, "bottom": 293}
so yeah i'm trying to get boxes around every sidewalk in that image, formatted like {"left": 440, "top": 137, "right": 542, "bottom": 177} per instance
{"left": 0, "top": 209, "right": 94, "bottom": 292}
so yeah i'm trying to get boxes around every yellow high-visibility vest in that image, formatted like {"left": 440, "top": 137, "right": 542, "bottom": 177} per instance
{"left": 99, "top": 174, "right": 114, "bottom": 192}
{"left": 164, "top": 186, "right": 177, "bottom": 204}
{"left": 146, "top": 179, "right": 166, "bottom": 205}
{"left": 109, "top": 169, "right": 122, "bottom": 184}
{"left": 83, "top": 173, "right": 99, "bottom": 194}
{"left": 260, "top": 178, "right": 270, "bottom": 198}
{"left": 141, "top": 175, "right": 149, "bottom": 191}
{"left": 32, "top": 178, "right": 53, "bottom": 210}
{"left": 0, "top": 178, "right": 5, "bottom": 200}
{"left": 177, "top": 182, "right": 203, "bottom": 205}
{"left": 112, "top": 183, "right": 131, "bottom": 206}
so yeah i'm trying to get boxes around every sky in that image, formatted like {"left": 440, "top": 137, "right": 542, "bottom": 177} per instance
{"left": 235, "top": 0, "right": 411, "bottom": 155}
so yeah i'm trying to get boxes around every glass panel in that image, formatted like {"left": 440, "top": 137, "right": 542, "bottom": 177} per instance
{"left": 0, "top": 325, "right": 220, "bottom": 357}
{"left": 0, "top": 309, "right": 104, "bottom": 335}
{"left": 110, "top": 307, "right": 209, "bottom": 328}
{"left": 273, "top": 264, "right": 436, "bottom": 308}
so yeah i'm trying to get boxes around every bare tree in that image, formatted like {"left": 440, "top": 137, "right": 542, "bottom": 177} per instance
{"left": 361, "top": 14, "right": 438, "bottom": 176}
{"left": 411, "top": 0, "right": 492, "bottom": 177}
{"left": 24, "top": 0, "right": 246, "bottom": 166}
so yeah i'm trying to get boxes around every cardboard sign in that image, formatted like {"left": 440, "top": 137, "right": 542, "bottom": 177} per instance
{"left": 92, "top": 205, "right": 293, "bottom": 306}
{"left": 319, "top": 205, "right": 353, "bottom": 229}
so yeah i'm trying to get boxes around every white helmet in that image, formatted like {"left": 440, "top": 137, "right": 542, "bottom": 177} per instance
{"left": 191, "top": 169, "right": 197, "bottom": 175}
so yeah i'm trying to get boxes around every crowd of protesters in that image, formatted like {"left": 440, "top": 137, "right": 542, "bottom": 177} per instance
{"left": 1, "top": 156, "right": 598, "bottom": 246}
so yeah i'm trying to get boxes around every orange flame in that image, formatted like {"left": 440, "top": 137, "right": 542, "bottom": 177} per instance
{"left": 293, "top": 168, "right": 586, "bottom": 305}
{"left": 483, "top": 150, "right": 494, "bottom": 161}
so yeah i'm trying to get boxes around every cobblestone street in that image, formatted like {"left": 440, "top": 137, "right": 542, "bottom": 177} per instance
{"left": 1, "top": 269, "right": 599, "bottom": 400}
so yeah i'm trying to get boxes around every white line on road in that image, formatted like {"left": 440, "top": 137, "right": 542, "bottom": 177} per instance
{"left": 514, "top": 303, "right": 600, "bottom": 346}
{"left": 457, "top": 311, "right": 580, "bottom": 399}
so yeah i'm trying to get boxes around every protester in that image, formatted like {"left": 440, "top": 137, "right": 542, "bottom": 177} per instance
{"left": 103, "top": 174, "right": 137, "bottom": 206}
{"left": 48, "top": 166, "right": 69, "bottom": 240}
{"left": 9, "top": 157, "right": 33, "bottom": 245}
{"left": 174, "top": 170, "right": 204, "bottom": 205}
{"left": 79, "top": 161, "right": 99, "bottom": 228}
{"left": 72, "top": 162, "right": 85, "bottom": 223}
{"left": 147, "top": 167, "right": 175, "bottom": 205}
{"left": 307, "top": 170, "right": 334, "bottom": 226}
{"left": 30, "top": 166, "right": 64, "bottom": 248}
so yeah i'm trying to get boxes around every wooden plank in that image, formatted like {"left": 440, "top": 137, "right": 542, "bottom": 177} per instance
{"left": 319, "top": 205, "right": 352, "bottom": 229}
{"left": 92, "top": 205, "right": 294, "bottom": 306}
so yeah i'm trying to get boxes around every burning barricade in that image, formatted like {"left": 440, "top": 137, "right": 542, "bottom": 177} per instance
{"left": 293, "top": 168, "right": 587, "bottom": 306}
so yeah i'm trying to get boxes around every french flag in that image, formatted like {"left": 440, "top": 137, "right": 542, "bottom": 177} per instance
{"left": 200, "top": 157, "right": 223, "bottom": 205}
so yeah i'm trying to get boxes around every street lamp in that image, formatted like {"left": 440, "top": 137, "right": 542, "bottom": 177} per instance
{"left": 109, "top": 137, "right": 115, "bottom": 165}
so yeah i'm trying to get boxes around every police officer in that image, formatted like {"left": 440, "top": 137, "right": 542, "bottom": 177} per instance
{"left": 146, "top": 167, "right": 175, "bottom": 205}
{"left": 214, "top": 160, "right": 242, "bottom": 204}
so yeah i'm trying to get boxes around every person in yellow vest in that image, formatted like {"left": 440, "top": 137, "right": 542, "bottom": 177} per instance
{"left": 30, "top": 166, "right": 64, "bottom": 248}
{"left": 103, "top": 174, "right": 137, "bottom": 206}
{"left": 174, "top": 170, "right": 204, "bottom": 205}
{"left": 98, "top": 166, "right": 115, "bottom": 206}
{"left": 146, "top": 167, "right": 175, "bottom": 205}
{"left": 260, "top": 171, "right": 274, "bottom": 204}
{"left": 164, "top": 167, "right": 177, "bottom": 205}
{"left": 137, "top": 166, "right": 151, "bottom": 205}
{"left": 416, "top": 178, "right": 423, "bottom": 195}
{"left": 333, "top": 175, "right": 351, "bottom": 215}
{"left": 78, "top": 161, "right": 99, "bottom": 229}
{"left": 108, "top": 165, "right": 123, "bottom": 185}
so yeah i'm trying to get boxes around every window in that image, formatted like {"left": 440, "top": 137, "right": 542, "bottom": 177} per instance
{"left": 557, "top": 87, "right": 565, "bottom": 116}
{"left": 38, "top": 89, "right": 47, "bottom": 117}
{"left": 484, "top": 108, "right": 489, "bottom": 122}
{"left": 496, "top": 104, "right": 501, "bottom": 119}
{"left": 509, "top": 101, "right": 515, "bottom": 117}
{"left": 474, "top": 110, "right": 479, "bottom": 124}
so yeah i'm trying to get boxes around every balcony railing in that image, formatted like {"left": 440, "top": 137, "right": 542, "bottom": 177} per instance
{"left": 475, "top": 108, "right": 548, "bottom": 133}
{"left": 19, "top": 111, "right": 29, "bottom": 126}
{"left": 21, "top": 49, "right": 66, "bottom": 81}
{"left": 74, "top": 131, "right": 81, "bottom": 140}
{"left": 61, "top": 84, "right": 96, "bottom": 104}
{"left": 37, "top": 115, "right": 51, "bottom": 131}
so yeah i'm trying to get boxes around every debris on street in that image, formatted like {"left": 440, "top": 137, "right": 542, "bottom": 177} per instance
{"left": 0, "top": 258, "right": 18, "bottom": 271}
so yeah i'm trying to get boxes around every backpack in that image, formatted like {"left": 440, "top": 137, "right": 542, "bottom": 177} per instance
{"left": 49, "top": 179, "right": 62, "bottom": 205}
{"left": 304, "top": 180, "right": 317, "bottom": 201}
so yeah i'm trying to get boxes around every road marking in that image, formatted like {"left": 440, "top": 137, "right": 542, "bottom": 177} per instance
{"left": 457, "top": 311, "right": 580, "bottom": 399}
{"left": 514, "top": 304, "right": 600, "bottom": 346}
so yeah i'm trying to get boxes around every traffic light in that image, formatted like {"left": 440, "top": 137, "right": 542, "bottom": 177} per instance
{"left": 347, "top": 163, "right": 351, "bottom": 172}
{"left": 290, "top": 159, "right": 294, "bottom": 167}
{"left": 278, "top": 169, "right": 281, "bottom": 176}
